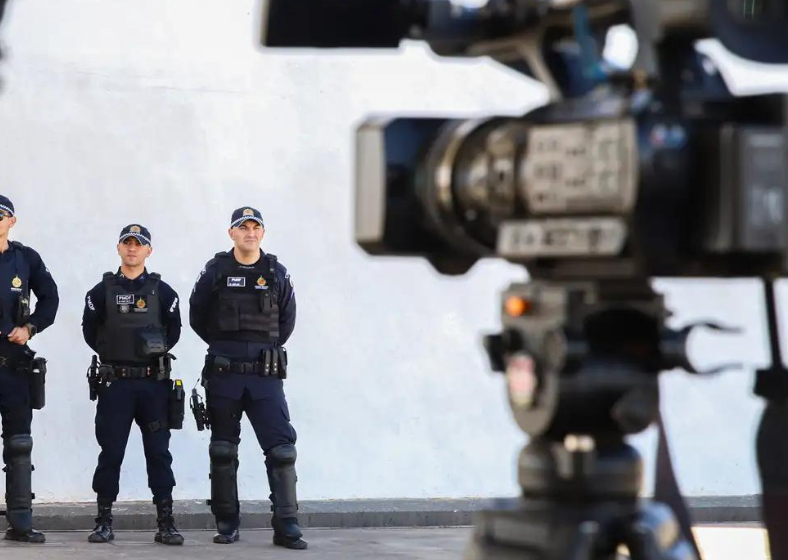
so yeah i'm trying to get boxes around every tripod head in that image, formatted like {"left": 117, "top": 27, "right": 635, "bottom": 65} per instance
{"left": 484, "top": 281, "right": 738, "bottom": 441}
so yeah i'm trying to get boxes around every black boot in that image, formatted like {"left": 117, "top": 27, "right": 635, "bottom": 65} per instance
{"left": 5, "top": 518, "right": 46, "bottom": 544}
{"left": 267, "top": 444, "right": 307, "bottom": 550}
{"left": 213, "top": 516, "right": 240, "bottom": 544}
{"left": 154, "top": 497, "right": 184, "bottom": 545}
{"left": 4, "top": 527, "right": 45, "bottom": 543}
{"left": 272, "top": 516, "right": 307, "bottom": 550}
{"left": 87, "top": 501, "right": 114, "bottom": 544}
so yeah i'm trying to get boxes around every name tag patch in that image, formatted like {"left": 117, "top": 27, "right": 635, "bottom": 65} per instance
{"left": 227, "top": 277, "right": 246, "bottom": 288}
{"left": 116, "top": 294, "right": 135, "bottom": 305}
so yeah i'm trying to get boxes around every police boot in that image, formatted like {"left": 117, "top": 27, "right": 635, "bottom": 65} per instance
{"left": 213, "top": 517, "right": 240, "bottom": 544}
{"left": 4, "top": 524, "right": 46, "bottom": 544}
{"left": 3, "top": 435, "right": 45, "bottom": 544}
{"left": 154, "top": 497, "right": 184, "bottom": 545}
{"left": 267, "top": 444, "right": 307, "bottom": 550}
{"left": 209, "top": 440, "right": 240, "bottom": 544}
{"left": 87, "top": 501, "right": 114, "bottom": 543}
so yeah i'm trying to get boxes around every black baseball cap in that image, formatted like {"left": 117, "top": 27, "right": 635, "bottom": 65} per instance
{"left": 0, "top": 195, "right": 15, "bottom": 217}
{"left": 231, "top": 207, "right": 264, "bottom": 228}
{"left": 118, "top": 224, "right": 152, "bottom": 246}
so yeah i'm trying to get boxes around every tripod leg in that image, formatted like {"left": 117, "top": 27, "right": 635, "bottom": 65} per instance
{"left": 754, "top": 278, "right": 788, "bottom": 560}
{"left": 623, "top": 502, "right": 698, "bottom": 560}
{"left": 462, "top": 508, "right": 604, "bottom": 560}
{"left": 757, "top": 401, "right": 788, "bottom": 560}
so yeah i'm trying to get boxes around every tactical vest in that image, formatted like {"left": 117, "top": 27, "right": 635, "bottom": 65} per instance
{"left": 207, "top": 253, "right": 280, "bottom": 344}
{"left": 96, "top": 272, "right": 167, "bottom": 363}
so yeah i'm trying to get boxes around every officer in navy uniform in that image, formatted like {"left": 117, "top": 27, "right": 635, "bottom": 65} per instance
{"left": 0, "top": 195, "right": 59, "bottom": 543}
{"left": 81, "top": 224, "right": 183, "bottom": 545}
{"left": 190, "top": 207, "right": 305, "bottom": 549}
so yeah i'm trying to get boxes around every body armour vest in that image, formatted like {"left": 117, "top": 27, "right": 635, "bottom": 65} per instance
{"left": 96, "top": 272, "right": 167, "bottom": 363}
{"left": 207, "top": 253, "right": 280, "bottom": 344}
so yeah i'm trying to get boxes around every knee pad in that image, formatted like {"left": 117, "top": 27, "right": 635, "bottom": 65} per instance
{"left": 267, "top": 444, "right": 296, "bottom": 466}
{"left": 208, "top": 440, "right": 238, "bottom": 519}
{"left": 209, "top": 440, "right": 237, "bottom": 463}
{"left": 4, "top": 434, "right": 33, "bottom": 515}
{"left": 6, "top": 434, "right": 33, "bottom": 457}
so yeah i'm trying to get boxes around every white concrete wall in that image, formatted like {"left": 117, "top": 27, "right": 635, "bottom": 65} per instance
{"left": 0, "top": 0, "right": 784, "bottom": 503}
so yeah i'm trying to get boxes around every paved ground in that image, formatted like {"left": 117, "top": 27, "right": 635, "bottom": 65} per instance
{"left": 0, "top": 526, "right": 772, "bottom": 559}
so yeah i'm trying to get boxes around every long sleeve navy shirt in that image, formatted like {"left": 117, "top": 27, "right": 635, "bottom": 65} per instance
{"left": 0, "top": 241, "right": 59, "bottom": 358}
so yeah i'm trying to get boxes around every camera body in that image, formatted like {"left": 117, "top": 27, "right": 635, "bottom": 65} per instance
{"left": 263, "top": 0, "right": 788, "bottom": 281}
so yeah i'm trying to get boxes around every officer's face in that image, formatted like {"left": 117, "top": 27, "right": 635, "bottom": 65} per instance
{"left": 0, "top": 212, "right": 16, "bottom": 238}
{"left": 117, "top": 237, "right": 152, "bottom": 266}
{"left": 229, "top": 221, "right": 265, "bottom": 252}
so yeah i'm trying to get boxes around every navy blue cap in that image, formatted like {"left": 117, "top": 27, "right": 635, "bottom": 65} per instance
{"left": 231, "top": 207, "right": 264, "bottom": 228}
{"left": 0, "top": 195, "right": 15, "bottom": 217}
{"left": 118, "top": 224, "right": 152, "bottom": 246}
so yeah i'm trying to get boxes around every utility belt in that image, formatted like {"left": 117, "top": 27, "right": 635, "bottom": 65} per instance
{"left": 205, "top": 347, "right": 288, "bottom": 379}
{"left": 98, "top": 364, "right": 166, "bottom": 381}
{"left": 86, "top": 354, "right": 184, "bottom": 430}
{"left": 0, "top": 352, "right": 47, "bottom": 411}
{"left": 88, "top": 353, "right": 173, "bottom": 386}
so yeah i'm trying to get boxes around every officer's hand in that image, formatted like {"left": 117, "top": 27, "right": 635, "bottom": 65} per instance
{"left": 7, "top": 326, "right": 30, "bottom": 345}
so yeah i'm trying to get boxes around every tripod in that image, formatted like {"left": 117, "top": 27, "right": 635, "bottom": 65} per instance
{"left": 464, "top": 438, "right": 694, "bottom": 559}
{"left": 464, "top": 280, "right": 724, "bottom": 560}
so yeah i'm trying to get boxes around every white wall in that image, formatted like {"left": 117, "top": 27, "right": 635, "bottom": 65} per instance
{"left": 0, "top": 0, "right": 785, "bottom": 504}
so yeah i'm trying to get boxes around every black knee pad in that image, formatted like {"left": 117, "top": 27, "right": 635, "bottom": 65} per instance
{"left": 208, "top": 440, "right": 238, "bottom": 519}
{"left": 267, "top": 444, "right": 296, "bottom": 466}
{"left": 6, "top": 434, "right": 33, "bottom": 457}
{"left": 4, "top": 434, "right": 33, "bottom": 516}
{"left": 266, "top": 444, "right": 298, "bottom": 519}
{"left": 209, "top": 440, "right": 237, "bottom": 463}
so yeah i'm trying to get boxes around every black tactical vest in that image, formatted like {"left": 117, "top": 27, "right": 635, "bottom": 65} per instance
{"left": 96, "top": 272, "right": 167, "bottom": 364}
{"left": 207, "top": 253, "right": 280, "bottom": 344}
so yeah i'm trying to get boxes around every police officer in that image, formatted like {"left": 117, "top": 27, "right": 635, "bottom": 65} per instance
{"left": 0, "top": 195, "right": 58, "bottom": 543}
{"left": 81, "top": 224, "right": 183, "bottom": 545}
{"left": 190, "top": 207, "right": 305, "bottom": 549}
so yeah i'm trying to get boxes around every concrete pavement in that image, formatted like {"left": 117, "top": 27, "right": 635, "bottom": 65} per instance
{"left": 0, "top": 526, "right": 771, "bottom": 560}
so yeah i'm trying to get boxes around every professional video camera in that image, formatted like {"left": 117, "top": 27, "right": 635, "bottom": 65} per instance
{"left": 262, "top": 1, "right": 788, "bottom": 558}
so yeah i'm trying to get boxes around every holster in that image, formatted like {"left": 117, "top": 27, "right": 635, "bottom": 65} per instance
{"left": 28, "top": 356, "right": 47, "bottom": 410}
{"left": 168, "top": 379, "right": 185, "bottom": 430}
{"left": 4, "top": 350, "right": 46, "bottom": 410}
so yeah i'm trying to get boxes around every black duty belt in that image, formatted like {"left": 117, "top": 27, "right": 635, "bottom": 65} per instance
{"left": 100, "top": 364, "right": 163, "bottom": 380}
{"left": 0, "top": 356, "right": 31, "bottom": 371}
{"left": 209, "top": 359, "right": 275, "bottom": 376}
{"left": 207, "top": 348, "right": 288, "bottom": 379}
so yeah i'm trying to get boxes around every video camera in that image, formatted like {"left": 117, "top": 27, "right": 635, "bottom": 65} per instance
{"left": 262, "top": 2, "right": 788, "bottom": 558}
{"left": 264, "top": 0, "right": 788, "bottom": 281}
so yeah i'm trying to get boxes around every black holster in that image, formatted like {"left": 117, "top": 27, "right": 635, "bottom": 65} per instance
{"left": 168, "top": 379, "right": 185, "bottom": 430}
{"left": 158, "top": 353, "right": 175, "bottom": 381}
{"left": 190, "top": 388, "right": 210, "bottom": 431}
{"left": 28, "top": 357, "right": 47, "bottom": 410}
{"left": 88, "top": 355, "right": 100, "bottom": 401}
